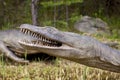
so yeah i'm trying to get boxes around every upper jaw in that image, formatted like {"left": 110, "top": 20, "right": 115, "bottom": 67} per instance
{"left": 19, "top": 27, "right": 75, "bottom": 51}
{"left": 19, "top": 25, "right": 64, "bottom": 48}
{"left": 19, "top": 24, "right": 61, "bottom": 41}
{"left": 19, "top": 24, "right": 79, "bottom": 50}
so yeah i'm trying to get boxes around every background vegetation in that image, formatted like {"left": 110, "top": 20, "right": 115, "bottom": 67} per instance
{"left": 0, "top": 0, "right": 120, "bottom": 36}
{"left": 0, "top": 0, "right": 120, "bottom": 80}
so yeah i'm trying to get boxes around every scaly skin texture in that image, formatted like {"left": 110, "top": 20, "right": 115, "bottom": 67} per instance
{"left": 19, "top": 24, "right": 120, "bottom": 73}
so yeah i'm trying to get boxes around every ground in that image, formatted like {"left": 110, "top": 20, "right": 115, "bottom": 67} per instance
{"left": 0, "top": 59, "right": 120, "bottom": 80}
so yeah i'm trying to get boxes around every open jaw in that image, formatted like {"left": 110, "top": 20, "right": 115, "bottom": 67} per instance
{"left": 19, "top": 28, "right": 71, "bottom": 49}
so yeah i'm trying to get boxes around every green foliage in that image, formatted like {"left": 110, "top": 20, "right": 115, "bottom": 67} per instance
{"left": 41, "top": 0, "right": 83, "bottom": 7}
{"left": 1, "top": 22, "right": 13, "bottom": 30}
{"left": 104, "top": 17, "right": 120, "bottom": 39}
{"left": 93, "top": 8, "right": 120, "bottom": 39}
{"left": 0, "top": 0, "right": 32, "bottom": 29}
{"left": 0, "top": 0, "right": 120, "bottom": 39}
{"left": 43, "top": 20, "right": 69, "bottom": 31}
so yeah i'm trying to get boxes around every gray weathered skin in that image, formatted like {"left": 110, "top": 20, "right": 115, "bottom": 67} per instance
{"left": 0, "top": 28, "right": 43, "bottom": 63}
{"left": 19, "top": 24, "right": 120, "bottom": 73}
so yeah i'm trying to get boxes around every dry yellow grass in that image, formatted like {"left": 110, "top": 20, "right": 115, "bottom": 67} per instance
{"left": 0, "top": 58, "right": 120, "bottom": 80}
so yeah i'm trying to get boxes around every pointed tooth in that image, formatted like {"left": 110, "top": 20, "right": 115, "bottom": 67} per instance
{"left": 28, "top": 31, "right": 30, "bottom": 34}
{"left": 31, "top": 33, "right": 34, "bottom": 36}
{"left": 26, "top": 30, "right": 28, "bottom": 34}
{"left": 22, "top": 29, "right": 25, "bottom": 33}
{"left": 24, "top": 29, "right": 26, "bottom": 33}
{"left": 43, "top": 38, "right": 45, "bottom": 41}
{"left": 44, "top": 38, "right": 46, "bottom": 41}
{"left": 46, "top": 39, "right": 48, "bottom": 42}
{"left": 35, "top": 34, "right": 37, "bottom": 37}
{"left": 24, "top": 30, "right": 27, "bottom": 34}
{"left": 22, "top": 29, "right": 24, "bottom": 32}
{"left": 34, "top": 34, "right": 36, "bottom": 37}
{"left": 48, "top": 40, "right": 51, "bottom": 43}
{"left": 32, "top": 33, "right": 34, "bottom": 36}
{"left": 36, "top": 41, "right": 39, "bottom": 44}
{"left": 34, "top": 33, "right": 36, "bottom": 37}
{"left": 33, "top": 33, "right": 35, "bottom": 37}
{"left": 33, "top": 34, "right": 35, "bottom": 37}
{"left": 45, "top": 38, "right": 48, "bottom": 42}
{"left": 42, "top": 37, "right": 44, "bottom": 41}
{"left": 44, "top": 39, "right": 46, "bottom": 42}
{"left": 35, "top": 34, "right": 38, "bottom": 38}
{"left": 38, "top": 35, "right": 40, "bottom": 38}
{"left": 41, "top": 36, "right": 43, "bottom": 39}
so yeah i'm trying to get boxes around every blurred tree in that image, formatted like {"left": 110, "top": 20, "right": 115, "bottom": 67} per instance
{"left": 31, "top": 0, "right": 38, "bottom": 26}
{"left": 0, "top": 0, "right": 4, "bottom": 28}
{"left": 82, "top": 0, "right": 120, "bottom": 17}
{"left": 0, "top": 0, "right": 119, "bottom": 32}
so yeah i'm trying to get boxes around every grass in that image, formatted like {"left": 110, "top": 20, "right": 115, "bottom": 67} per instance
{"left": 0, "top": 59, "right": 120, "bottom": 80}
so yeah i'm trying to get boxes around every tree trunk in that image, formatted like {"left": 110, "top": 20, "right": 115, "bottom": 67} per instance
{"left": 53, "top": 0, "right": 57, "bottom": 27}
{"left": 0, "top": 0, "right": 5, "bottom": 28}
{"left": 31, "top": 0, "right": 38, "bottom": 25}
{"left": 66, "top": 5, "right": 69, "bottom": 27}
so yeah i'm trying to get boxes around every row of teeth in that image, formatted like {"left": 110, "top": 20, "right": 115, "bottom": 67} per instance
{"left": 22, "top": 40, "right": 58, "bottom": 47}
{"left": 20, "top": 28, "right": 58, "bottom": 44}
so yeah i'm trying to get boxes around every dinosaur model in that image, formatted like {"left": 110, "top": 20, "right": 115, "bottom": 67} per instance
{"left": 0, "top": 24, "right": 55, "bottom": 63}
{"left": 0, "top": 24, "right": 120, "bottom": 73}
{"left": 19, "top": 24, "right": 120, "bottom": 73}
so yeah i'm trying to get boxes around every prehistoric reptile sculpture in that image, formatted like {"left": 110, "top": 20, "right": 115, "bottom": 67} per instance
{"left": 0, "top": 24, "right": 120, "bottom": 73}
{"left": 19, "top": 24, "right": 120, "bottom": 73}
{"left": 0, "top": 25, "right": 55, "bottom": 63}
